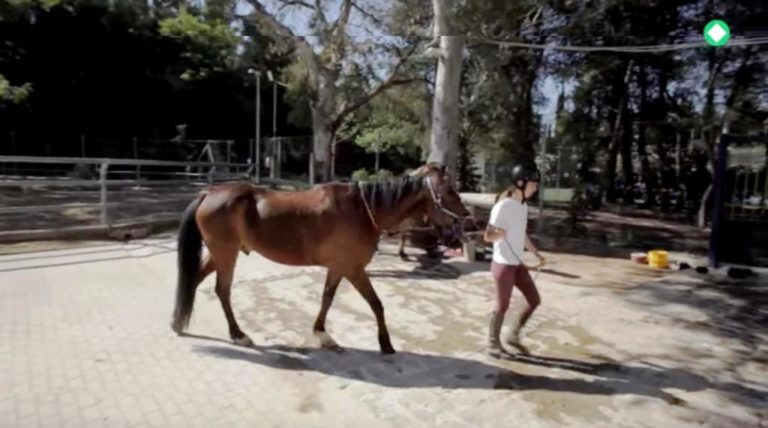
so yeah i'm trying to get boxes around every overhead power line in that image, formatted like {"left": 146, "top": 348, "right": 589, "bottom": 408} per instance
{"left": 481, "top": 37, "right": 768, "bottom": 52}
{"left": 289, "top": 33, "right": 768, "bottom": 53}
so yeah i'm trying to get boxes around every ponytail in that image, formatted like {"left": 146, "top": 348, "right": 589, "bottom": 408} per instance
{"left": 494, "top": 185, "right": 516, "bottom": 203}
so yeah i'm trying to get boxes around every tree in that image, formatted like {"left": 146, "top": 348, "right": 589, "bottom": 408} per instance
{"left": 352, "top": 86, "right": 429, "bottom": 159}
{"left": 448, "top": 0, "right": 556, "bottom": 189}
{"left": 243, "top": 0, "right": 425, "bottom": 182}
{"left": 0, "top": 0, "right": 287, "bottom": 156}
{"left": 426, "top": 0, "right": 463, "bottom": 178}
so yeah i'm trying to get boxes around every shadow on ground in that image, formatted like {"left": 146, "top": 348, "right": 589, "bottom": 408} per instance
{"left": 369, "top": 251, "right": 583, "bottom": 281}
{"left": 620, "top": 271, "right": 768, "bottom": 352}
{"left": 0, "top": 239, "right": 176, "bottom": 272}
{"left": 187, "top": 334, "right": 765, "bottom": 409}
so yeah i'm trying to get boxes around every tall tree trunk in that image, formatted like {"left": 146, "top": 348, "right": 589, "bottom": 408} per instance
{"left": 311, "top": 112, "right": 333, "bottom": 183}
{"left": 311, "top": 69, "right": 336, "bottom": 182}
{"left": 697, "top": 47, "right": 754, "bottom": 227}
{"left": 637, "top": 65, "right": 651, "bottom": 194}
{"left": 621, "top": 112, "right": 634, "bottom": 205}
{"left": 604, "top": 60, "right": 634, "bottom": 203}
{"left": 427, "top": 0, "right": 463, "bottom": 178}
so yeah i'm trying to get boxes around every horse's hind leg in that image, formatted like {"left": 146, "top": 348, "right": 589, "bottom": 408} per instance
{"left": 211, "top": 246, "right": 252, "bottom": 346}
{"left": 398, "top": 234, "right": 408, "bottom": 259}
{"left": 347, "top": 268, "right": 395, "bottom": 354}
{"left": 196, "top": 255, "right": 216, "bottom": 285}
{"left": 313, "top": 270, "right": 343, "bottom": 350}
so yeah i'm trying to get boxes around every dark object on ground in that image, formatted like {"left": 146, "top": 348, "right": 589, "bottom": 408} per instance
{"left": 695, "top": 266, "right": 709, "bottom": 274}
{"left": 678, "top": 262, "right": 691, "bottom": 271}
{"left": 409, "top": 230, "right": 440, "bottom": 251}
{"left": 727, "top": 267, "right": 754, "bottom": 280}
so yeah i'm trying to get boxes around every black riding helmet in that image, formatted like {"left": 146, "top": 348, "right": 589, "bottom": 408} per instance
{"left": 510, "top": 164, "right": 540, "bottom": 204}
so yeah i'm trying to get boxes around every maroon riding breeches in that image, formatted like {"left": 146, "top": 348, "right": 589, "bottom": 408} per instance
{"left": 490, "top": 262, "right": 540, "bottom": 314}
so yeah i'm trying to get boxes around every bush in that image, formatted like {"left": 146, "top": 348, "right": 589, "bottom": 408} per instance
{"left": 68, "top": 164, "right": 96, "bottom": 180}
{"left": 351, "top": 169, "right": 371, "bottom": 181}
{"left": 352, "top": 168, "right": 394, "bottom": 181}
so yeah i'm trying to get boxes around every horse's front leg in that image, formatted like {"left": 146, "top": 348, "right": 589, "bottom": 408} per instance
{"left": 346, "top": 268, "right": 395, "bottom": 354}
{"left": 313, "top": 269, "right": 343, "bottom": 350}
{"left": 398, "top": 234, "right": 408, "bottom": 259}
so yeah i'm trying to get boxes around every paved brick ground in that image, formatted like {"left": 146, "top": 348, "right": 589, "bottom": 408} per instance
{"left": 0, "top": 238, "right": 766, "bottom": 428}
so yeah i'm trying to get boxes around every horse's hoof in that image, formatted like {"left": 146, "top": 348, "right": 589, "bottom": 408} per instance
{"left": 487, "top": 346, "right": 516, "bottom": 360}
{"left": 381, "top": 347, "right": 396, "bottom": 355}
{"left": 314, "top": 331, "right": 342, "bottom": 350}
{"left": 233, "top": 335, "right": 254, "bottom": 347}
{"left": 170, "top": 320, "right": 184, "bottom": 336}
{"left": 507, "top": 342, "right": 530, "bottom": 356}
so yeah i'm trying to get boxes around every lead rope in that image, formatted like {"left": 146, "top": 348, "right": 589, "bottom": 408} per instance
{"left": 358, "top": 183, "right": 379, "bottom": 230}
{"left": 499, "top": 225, "right": 546, "bottom": 280}
{"left": 425, "top": 176, "right": 463, "bottom": 220}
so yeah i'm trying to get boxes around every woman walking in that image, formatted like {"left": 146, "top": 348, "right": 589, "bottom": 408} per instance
{"left": 483, "top": 164, "right": 545, "bottom": 358}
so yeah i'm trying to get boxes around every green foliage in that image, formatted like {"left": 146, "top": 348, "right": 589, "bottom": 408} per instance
{"left": 351, "top": 168, "right": 371, "bottom": 181}
{"left": 0, "top": 76, "right": 33, "bottom": 104}
{"left": 457, "top": 133, "right": 481, "bottom": 192}
{"left": 0, "top": 0, "right": 291, "bottom": 156}
{"left": 351, "top": 168, "right": 394, "bottom": 182}
{"left": 351, "top": 85, "right": 428, "bottom": 158}
{"left": 0, "top": 0, "right": 57, "bottom": 23}
{"left": 159, "top": 8, "right": 238, "bottom": 80}
{"left": 282, "top": 56, "right": 316, "bottom": 128}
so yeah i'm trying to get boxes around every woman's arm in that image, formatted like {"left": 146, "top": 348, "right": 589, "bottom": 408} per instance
{"left": 484, "top": 225, "right": 506, "bottom": 243}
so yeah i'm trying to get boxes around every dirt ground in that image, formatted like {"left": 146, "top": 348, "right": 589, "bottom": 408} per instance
{"left": 1, "top": 236, "right": 765, "bottom": 427}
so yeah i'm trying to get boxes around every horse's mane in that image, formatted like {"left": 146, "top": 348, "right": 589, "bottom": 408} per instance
{"left": 351, "top": 162, "right": 446, "bottom": 210}
{"left": 354, "top": 176, "right": 427, "bottom": 211}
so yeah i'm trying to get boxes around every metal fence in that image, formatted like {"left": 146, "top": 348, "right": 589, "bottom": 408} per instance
{"left": 0, "top": 156, "right": 252, "bottom": 230}
{"left": 709, "top": 133, "right": 768, "bottom": 267}
{"left": 262, "top": 136, "right": 314, "bottom": 184}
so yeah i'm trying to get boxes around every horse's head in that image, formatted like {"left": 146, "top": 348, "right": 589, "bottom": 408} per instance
{"left": 409, "top": 163, "right": 475, "bottom": 241}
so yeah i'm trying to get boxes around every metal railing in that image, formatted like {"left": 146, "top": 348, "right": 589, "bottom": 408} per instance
{"left": 0, "top": 156, "right": 255, "bottom": 228}
{"left": 709, "top": 134, "right": 768, "bottom": 267}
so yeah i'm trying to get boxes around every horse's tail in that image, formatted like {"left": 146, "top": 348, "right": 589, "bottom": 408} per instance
{"left": 171, "top": 194, "right": 205, "bottom": 334}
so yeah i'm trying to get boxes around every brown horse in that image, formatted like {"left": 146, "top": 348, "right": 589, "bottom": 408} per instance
{"left": 171, "top": 164, "right": 470, "bottom": 354}
{"left": 387, "top": 168, "right": 462, "bottom": 260}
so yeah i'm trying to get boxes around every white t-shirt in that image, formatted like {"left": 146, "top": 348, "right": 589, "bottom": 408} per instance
{"left": 489, "top": 198, "right": 528, "bottom": 265}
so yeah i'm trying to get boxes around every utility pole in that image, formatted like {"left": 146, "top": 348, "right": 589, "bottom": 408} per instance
{"left": 268, "top": 71, "right": 279, "bottom": 179}
{"left": 374, "top": 131, "right": 381, "bottom": 173}
{"left": 248, "top": 68, "right": 262, "bottom": 183}
{"left": 538, "top": 124, "right": 549, "bottom": 232}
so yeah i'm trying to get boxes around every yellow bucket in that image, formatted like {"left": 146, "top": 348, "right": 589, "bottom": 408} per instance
{"left": 647, "top": 250, "right": 669, "bottom": 269}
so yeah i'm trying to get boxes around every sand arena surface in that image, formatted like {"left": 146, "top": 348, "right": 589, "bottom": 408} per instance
{"left": 0, "top": 238, "right": 765, "bottom": 427}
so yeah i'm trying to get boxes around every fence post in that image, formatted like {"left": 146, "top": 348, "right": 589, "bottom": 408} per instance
{"left": 269, "top": 138, "right": 277, "bottom": 179}
{"left": 133, "top": 137, "right": 141, "bottom": 184}
{"left": 556, "top": 145, "right": 561, "bottom": 189}
{"left": 538, "top": 128, "right": 547, "bottom": 233}
{"left": 248, "top": 139, "right": 254, "bottom": 178}
{"left": 708, "top": 133, "right": 729, "bottom": 268}
{"left": 309, "top": 152, "right": 315, "bottom": 186}
{"left": 276, "top": 138, "right": 282, "bottom": 179}
{"left": 100, "top": 161, "right": 110, "bottom": 226}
